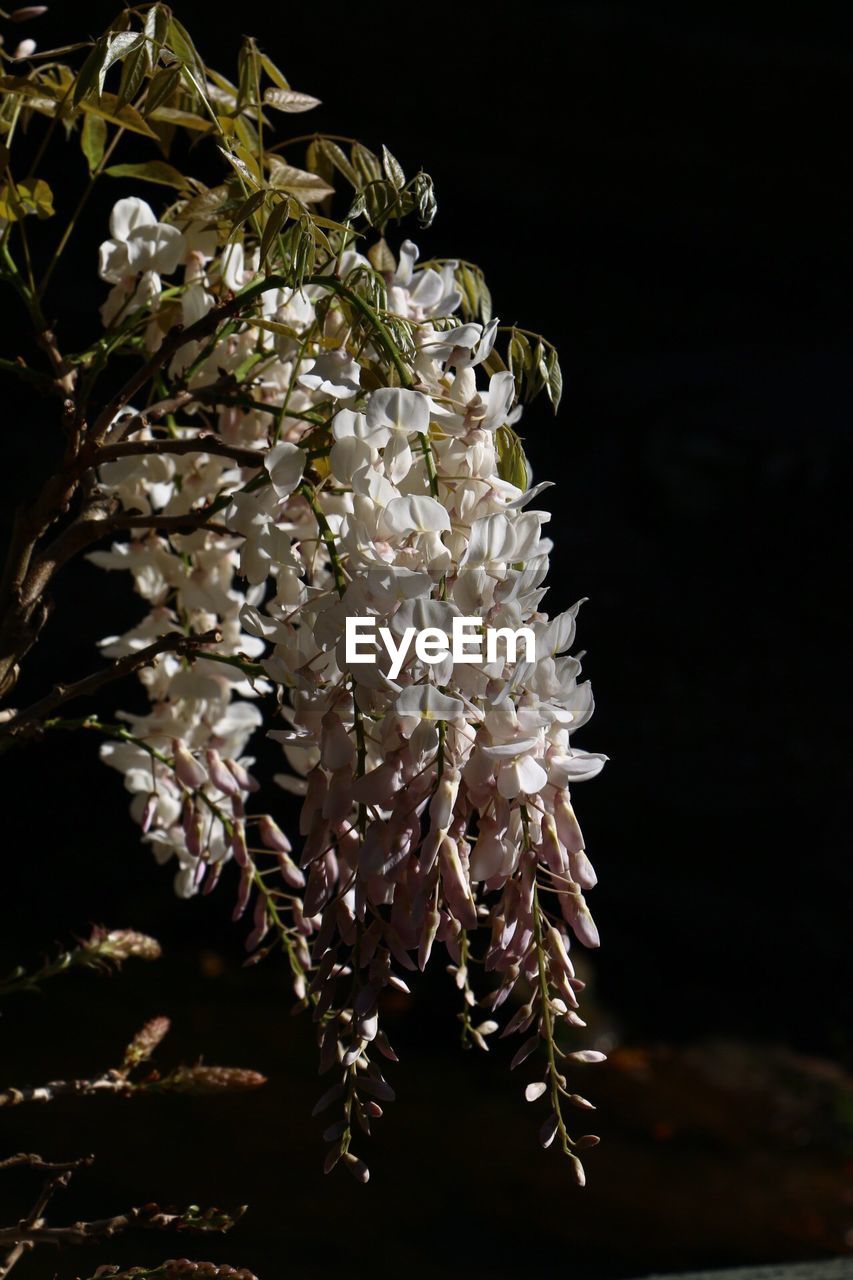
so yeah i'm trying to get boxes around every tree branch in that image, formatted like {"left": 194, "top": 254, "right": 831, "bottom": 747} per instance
{"left": 0, "top": 1157, "right": 91, "bottom": 1278}
{"left": 96, "top": 436, "right": 265, "bottom": 469}
{"left": 0, "top": 1202, "right": 246, "bottom": 1249}
{"left": 0, "top": 1155, "right": 94, "bottom": 1174}
{"left": 0, "top": 629, "right": 222, "bottom": 739}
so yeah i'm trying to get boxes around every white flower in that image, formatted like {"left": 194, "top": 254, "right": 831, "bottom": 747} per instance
{"left": 265, "top": 441, "right": 305, "bottom": 497}
{"left": 98, "top": 198, "right": 186, "bottom": 284}
{"left": 298, "top": 351, "right": 361, "bottom": 399}
{"left": 362, "top": 387, "right": 431, "bottom": 483}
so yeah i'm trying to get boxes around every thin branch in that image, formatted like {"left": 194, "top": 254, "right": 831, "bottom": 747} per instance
{"left": 0, "top": 1065, "right": 266, "bottom": 1110}
{"left": 0, "top": 629, "right": 222, "bottom": 738}
{"left": 0, "top": 1202, "right": 246, "bottom": 1249}
{"left": 0, "top": 1158, "right": 90, "bottom": 1278}
{"left": 0, "top": 1071, "right": 138, "bottom": 1108}
{"left": 0, "top": 1155, "right": 94, "bottom": 1174}
{"left": 0, "top": 928, "right": 162, "bottom": 999}
{"left": 35, "top": 328, "right": 76, "bottom": 398}
{"left": 96, "top": 436, "right": 265, "bottom": 469}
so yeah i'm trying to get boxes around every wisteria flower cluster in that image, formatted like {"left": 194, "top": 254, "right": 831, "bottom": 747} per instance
{"left": 0, "top": 3, "right": 606, "bottom": 1187}
{"left": 90, "top": 201, "right": 607, "bottom": 1178}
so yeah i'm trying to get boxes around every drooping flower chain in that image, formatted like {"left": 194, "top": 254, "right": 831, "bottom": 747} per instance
{"left": 92, "top": 196, "right": 607, "bottom": 1182}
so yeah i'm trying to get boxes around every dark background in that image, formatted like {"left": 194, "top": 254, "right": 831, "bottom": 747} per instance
{"left": 1, "top": 3, "right": 851, "bottom": 1278}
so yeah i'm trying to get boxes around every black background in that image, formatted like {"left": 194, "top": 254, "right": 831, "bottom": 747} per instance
{"left": 1, "top": 3, "right": 851, "bottom": 1278}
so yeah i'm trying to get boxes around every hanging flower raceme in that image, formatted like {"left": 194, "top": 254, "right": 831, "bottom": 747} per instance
{"left": 91, "top": 152, "right": 604, "bottom": 1183}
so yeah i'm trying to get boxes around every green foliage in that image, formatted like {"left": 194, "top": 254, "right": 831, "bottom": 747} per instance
{"left": 0, "top": 2, "right": 564, "bottom": 426}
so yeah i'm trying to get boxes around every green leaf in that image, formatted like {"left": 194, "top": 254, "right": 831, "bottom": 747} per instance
{"left": 412, "top": 171, "right": 436, "bottom": 228}
{"left": 179, "top": 184, "right": 232, "bottom": 224}
{"left": 351, "top": 142, "right": 381, "bottom": 185}
{"left": 72, "top": 37, "right": 107, "bottom": 106}
{"left": 104, "top": 160, "right": 189, "bottom": 189}
{"left": 268, "top": 158, "right": 334, "bottom": 204}
{"left": 79, "top": 94, "right": 159, "bottom": 139}
{"left": 147, "top": 105, "right": 212, "bottom": 132}
{"left": 496, "top": 426, "right": 529, "bottom": 489}
{"left": 143, "top": 64, "right": 180, "bottom": 116}
{"left": 363, "top": 178, "right": 407, "bottom": 228}
{"left": 523, "top": 340, "right": 547, "bottom": 403}
{"left": 0, "top": 177, "right": 54, "bottom": 221}
{"left": 457, "top": 263, "right": 492, "bottom": 324}
{"left": 167, "top": 16, "right": 205, "bottom": 80}
{"left": 368, "top": 238, "right": 396, "bottom": 274}
{"left": 318, "top": 138, "right": 358, "bottom": 187}
{"left": 253, "top": 317, "right": 302, "bottom": 340}
{"left": 218, "top": 143, "right": 261, "bottom": 188}
{"left": 263, "top": 87, "right": 321, "bottom": 113}
{"left": 230, "top": 188, "right": 267, "bottom": 233}
{"left": 97, "top": 32, "right": 145, "bottom": 97}
{"left": 145, "top": 3, "right": 169, "bottom": 55}
{"left": 259, "top": 197, "right": 291, "bottom": 266}
{"left": 310, "top": 213, "right": 353, "bottom": 234}
{"left": 236, "top": 37, "right": 254, "bottom": 115}
{"left": 259, "top": 53, "right": 290, "bottom": 90}
{"left": 116, "top": 42, "right": 148, "bottom": 111}
{"left": 543, "top": 346, "right": 563, "bottom": 411}
{"left": 381, "top": 144, "right": 405, "bottom": 190}
{"left": 80, "top": 111, "right": 107, "bottom": 174}
{"left": 508, "top": 329, "right": 532, "bottom": 381}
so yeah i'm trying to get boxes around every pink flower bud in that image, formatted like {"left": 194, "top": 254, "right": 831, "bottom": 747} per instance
{"left": 418, "top": 906, "right": 441, "bottom": 970}
{"left": 569, "top": 846, "right": 598, "bottom": 891}
{"left": 172, "top": 740, "right": 207, "bottom": 790}
{"left": 225, "top": 757, "right": 259, "bottom": 793}
{"left": 258, "top": 813, "right": 292, "bottom": 852}
{"left": 232, "top": 867, "right": 252, "bottom": 921}
{"left": 140, "top": 792, "right": 157, "bottom": 834}
{"left": 554, "top": 789, "right": 585, "bottom": 854}
{"left": 428, "top": 769, "right": 460, "bottom": 833}
{"left": 539, "top": 1110, "right": 559, "bottom": 1148}
{"left": 206, "top": 749, "right": 241, "bottom": 796}
{"left": 230, "top": 820, "right": 249, "bottom": 868}
{"left": 277, "top": 851, "right": 305, "bottom": 890}
{"left": 182, "top": 800, "right": 205, "bottom": 858}
{"left": 539, "top": 813, "right": 567, "bottom": 874}
{"left": 439, "top": 834, "right": 477, "bottom": 929}
{"left": 560, "top": 886, "right": 601, "bottom": 949}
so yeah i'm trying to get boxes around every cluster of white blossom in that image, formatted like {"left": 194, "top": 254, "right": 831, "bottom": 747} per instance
{"left": 92, "top": 194, "right": 607, "bottom": 1178}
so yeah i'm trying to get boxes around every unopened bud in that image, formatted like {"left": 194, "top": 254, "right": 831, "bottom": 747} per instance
{"left": 124, "top": 1015, "right": 171, "bottom": 1069}
{"left": 85, "top": 927, "right": 162, "bottom": 963}
{"left": 172, "top": 740, "right": 207, "bottom": 789}
{"left": 206, "top": 749, "right": 241, "bottom": 796}
{"left": 165, "top": 1065, "right": 267, "bottom": 1094}
{"left": 258, "top": 813, "right": 292, "bottom": 853}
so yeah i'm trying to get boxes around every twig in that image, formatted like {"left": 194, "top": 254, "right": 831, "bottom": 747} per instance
{"left": 78, "top": 1262, "right": 258, "bottom": 1279}
{"left": 0, "top": 1157, "right": 91, "bottom": 1278}
{"left": 0, "top": 629, "right": 222, "bottom": 739}
{"left": 36, "top": 328, "right": 76, "bottom": 398}
{"left": 96, "top": 437, "right": 265, "bottom": 469}
{"left": 0, "top": 928, "right": 162, "bottom": 999}
{"left": 0, "top": 1064, "right": 266, "bottom": 1109}
{"left": 0, "top": 1202, "right": 247, "bottom": 1249}
{"left": 0, "top": 1155, "right": 94, "bottom": 1174}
